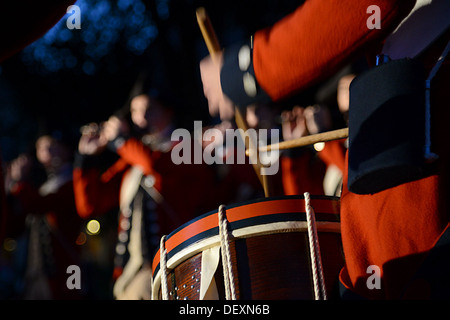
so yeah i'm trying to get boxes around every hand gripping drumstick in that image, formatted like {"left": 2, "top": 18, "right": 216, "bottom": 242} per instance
{"left": 196, "top": 7, "right": 273, "bottom": 197}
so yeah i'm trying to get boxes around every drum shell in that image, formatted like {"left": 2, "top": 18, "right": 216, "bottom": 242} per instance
{"left": 152, "top": 196, "right": 344, "bottom": 300}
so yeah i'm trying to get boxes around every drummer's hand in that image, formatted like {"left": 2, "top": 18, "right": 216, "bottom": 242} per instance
{"left": 281, "top": 106, "right": 308, "bottom": 141}
{"left": 200, "top": 53, "right": 235, "bottom": 121}
{"left": 8, "top": 154, "right": 32, "bottom": 183}
{"left": 303, "top": 105, "right": 332, "bottom": 135}
{"left": 78, "top": 123, "right": 107, "bottom": 155}
{"left": 101, "top": 116, "right": 129, "bottom": 142}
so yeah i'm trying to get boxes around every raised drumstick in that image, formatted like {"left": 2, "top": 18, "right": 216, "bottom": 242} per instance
{"left": 196, "top": 7, "right": 273, "bottom": 197}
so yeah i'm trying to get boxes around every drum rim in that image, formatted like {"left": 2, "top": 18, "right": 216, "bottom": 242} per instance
{"left": 152, "top": 195, "right": 340, "bottom": 278}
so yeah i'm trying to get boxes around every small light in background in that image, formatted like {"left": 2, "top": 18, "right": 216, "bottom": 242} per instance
{"left": 86, "top": 219, "right": 101, "bottom": 235}
{"left": 3, "top": 238, "right": 17, "bottom": 252}
{"left": 314, "top": 142, "right": 325, "bottom": 152}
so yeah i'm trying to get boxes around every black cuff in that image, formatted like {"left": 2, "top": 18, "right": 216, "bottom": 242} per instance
{"left": 220, "top": 39, "right": 271, "bottom": 111}
{"left": 106, "top": 136, "right": 127, "bottom": 153}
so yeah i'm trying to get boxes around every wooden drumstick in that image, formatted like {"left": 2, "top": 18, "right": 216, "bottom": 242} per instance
{"left": 196, "top": 7, "right": 273, "bottom": 197}
{"left": 196, "top": 7, "right": 221, "bottom": 62}
{"left": 252, "top": 127, "right": 349, "bottom": 154}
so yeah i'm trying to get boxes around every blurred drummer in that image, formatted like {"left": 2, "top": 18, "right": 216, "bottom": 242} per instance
{"left": 5, "top": 133, "right": 82, "bottom": 299}
{"left": 73, "top": 93, "right": 216, "bottom": 299}
{"left": 280, "top": 105, "right": 328, "bottom": 196}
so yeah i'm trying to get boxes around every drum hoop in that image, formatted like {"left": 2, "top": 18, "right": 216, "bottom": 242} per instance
{"left": 152, "top": 195, "right": 340, "bottom": 278}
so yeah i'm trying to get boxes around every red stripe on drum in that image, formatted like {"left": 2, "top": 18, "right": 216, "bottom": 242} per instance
{"left": 152, "top": 196, "right": 339, "bottom": 276}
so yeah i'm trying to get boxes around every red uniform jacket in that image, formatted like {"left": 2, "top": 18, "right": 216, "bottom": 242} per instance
{"left": 281, "top": 147, "right": 326, "bottom": 196}
{"left": 340, "top": 37, "right": 450, "bottom": 299}
{"left": 281, "top": 139, "right": 347, "bottom": 196}
{"left": 318, "top": 139, "right": 347, "bottom": 175}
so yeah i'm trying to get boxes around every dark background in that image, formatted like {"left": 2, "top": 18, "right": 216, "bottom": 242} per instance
{"left": 0, "top": 0, "right": 356, "bottom": 163}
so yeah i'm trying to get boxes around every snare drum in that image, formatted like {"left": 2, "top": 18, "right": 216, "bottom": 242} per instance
{"left": 152, "top": 195, "right": 343, "bottom": 300}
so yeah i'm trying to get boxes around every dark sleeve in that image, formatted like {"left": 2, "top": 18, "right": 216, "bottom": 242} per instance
{"left": 220, "top": 40, "right": 272, "bottom": 110}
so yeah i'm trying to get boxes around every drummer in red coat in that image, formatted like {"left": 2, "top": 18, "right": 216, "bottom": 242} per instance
{"left": 278, "top": 70, "right": 354, "bottom": 197}
{"left": 200, "top": 0, "right": 450, "bottom": 299}
{"left": 280, "top": 105, "right": 327, "bottom": 196}
{"left": 5, "top": 134, "right": 83, "bottom": 299}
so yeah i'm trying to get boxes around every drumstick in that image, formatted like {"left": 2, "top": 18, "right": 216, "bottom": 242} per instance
{"left": 196, "top": 7, "right": 221, "bottom": 62}
{"left": 196, "top": 7, "right": 272, "bottom": 197}
{"left": 251, "top": 127, "right": 349, "bottom": 154}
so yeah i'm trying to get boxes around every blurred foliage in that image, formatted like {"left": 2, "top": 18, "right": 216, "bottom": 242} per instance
{"left": 21, "top": 0, "right": 159, "bottom": 76}
{"left": 0, "top": 0, "right": 304, "bottom": 161}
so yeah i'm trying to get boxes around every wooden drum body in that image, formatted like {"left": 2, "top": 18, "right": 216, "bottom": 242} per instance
{"left": 152, "top": 195, "right": 344, "bottom": 300}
